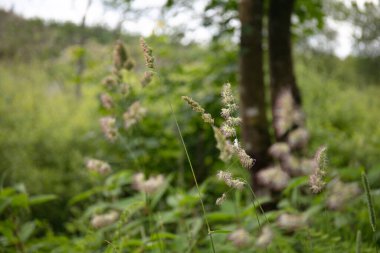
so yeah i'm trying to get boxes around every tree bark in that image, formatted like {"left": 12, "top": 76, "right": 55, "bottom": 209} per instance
{"left": 269, "top": 0, "right": 303, "bottom": 140}
{"left": 239, "top": 0, "right": 272, "bottom": 187}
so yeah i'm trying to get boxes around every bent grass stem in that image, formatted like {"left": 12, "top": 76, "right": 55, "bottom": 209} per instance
{"left": 169, "top": 103, "right": 216, "bottom": 253}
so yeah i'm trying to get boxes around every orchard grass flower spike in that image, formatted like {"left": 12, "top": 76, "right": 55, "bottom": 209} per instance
{"left": 361, "top": 171, "right": 376, "bottom": 232}
{"left": 213, "top": 126, "right": 234, "bottom": 162}
{"left": 182, "top": 96, "right": 214, "bottom": 125}
{"left": 140, "top": 37, "right": 155, "bottom": 69}
{"left": 216, "top": 170, "right": 245, "bottom": 190}
{"left": 141, "top": 71, "right": 154, "bottom": 87}
{"left": 113, "top": 40, "right": 128, "bottom": 71}
{"left": 309, "top": 146, "right": 328, "bottom": 193}
{"left": 215, "top": 193, "right": 227, "bottom": 206}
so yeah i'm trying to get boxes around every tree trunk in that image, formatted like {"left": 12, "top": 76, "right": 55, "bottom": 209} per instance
{"left": 269, "top": 0, "right": 303, "bottom": 140}
{"left": 239, "top": 0, "right": 272, "bottom": 187}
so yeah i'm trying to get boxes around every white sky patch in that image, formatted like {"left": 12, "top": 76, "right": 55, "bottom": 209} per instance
{"left": 327, "top": 19, "right": 354, "bottom": 58}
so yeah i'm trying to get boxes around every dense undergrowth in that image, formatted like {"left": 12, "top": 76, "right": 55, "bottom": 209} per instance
{"left": 0, "top": 12, "right": 380, "bottom": 252}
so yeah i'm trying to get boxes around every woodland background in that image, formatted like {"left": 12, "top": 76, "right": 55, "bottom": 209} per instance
{"left": 0, "top": 0, "right": 380, "bottom": 252}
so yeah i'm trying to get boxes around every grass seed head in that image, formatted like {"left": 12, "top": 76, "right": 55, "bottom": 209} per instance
{"left": 100, "top": 93, "right": 113, "bottom": 109}
{"left": 99, "top": 116, "right": 118, "bottom": 142}
{"left": 113, "top": 40, "right": 128, "bottom": 70}
{"left": 140, "top": 37, "right": 155, "bottom": 69}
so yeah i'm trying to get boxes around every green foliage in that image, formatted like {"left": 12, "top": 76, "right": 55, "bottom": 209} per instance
{"left": 298, "top": 54, "right": 380, "bottom": 174}
{"left": 0, "top": 8, "right": 380, "bottom": 252}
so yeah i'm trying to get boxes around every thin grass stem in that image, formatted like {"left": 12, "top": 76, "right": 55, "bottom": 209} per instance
{"left": 356, "top": 230, "right": 361, "bottom": 253}
{"left": 244, "top": 180, "right": 269, "bottom": 226}
{"left": 169, "top": 102, "right": 216, "bottom": 253}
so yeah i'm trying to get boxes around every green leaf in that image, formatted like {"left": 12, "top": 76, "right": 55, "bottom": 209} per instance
{"left": 11, "top": 193, "right": 29, "bottom": 209}
{"left": 19, "top": 222, "right": 36, "bottom": 242}
{"left": 110, "top": 196, "right": 144, "bottom": 214}
{"left": 283, "top": 176, "right": 308, "bottom": 196}
{"left": 69, "top": 186, "right": 103, "bottom": 206}
{"left": 151, "top": 174, "right": 173, "bottom": 209}
{"left": 150, "top": 232, "right": 177, "bottom": 240}
{"left": 0, "top": 197, "right": 12, "bottom": 214}
{"left": 206, "top": 212, "right": 234, "bottom": 222}
{"left": 29, "top": 194, "right": 57, "bottom": 205}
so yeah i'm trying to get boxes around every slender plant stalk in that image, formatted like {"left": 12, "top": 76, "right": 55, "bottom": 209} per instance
{"left": 361, "top": 171, "right": 376, "bottom": 232}
{"left": 169, "top": 103, "right": 216, "bottom": 253}
{"left": 156, "top": 212, "right": 166, "bottom": 253}
{"left": 356, "top": 230, "right": 361, "bottom": 253}
{"left": 244, "top": 180, "right": 269, "bottom": 225}
{"left": 145, "top": 194, "right": 164, "bottom": 253}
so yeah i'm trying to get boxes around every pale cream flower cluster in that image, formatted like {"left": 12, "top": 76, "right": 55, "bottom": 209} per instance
{"left": 91, "top": 210, "right": 119, "bottom": 229}
{"left": 228, "top": 228, "right": 250, "bottom": 248}
{"left": 215, "top": 170, "right": 246, "bottom": 205}
{"left": 256, "top": 226, "right": 274, "bottom": 248}
{"left": 217, "top": 170, "right": 245, "bottom": 190}
{"left": 257, "top": 166, "right": 290, "bottom": 191}
{"left": 99, "top": 116, "right": 117, "bottom": 142}
{"left": 276, "top": 213, "right": 307, "bottom": 231}
{"left": 260, "top": 115, "right": 318, "bottom": 190}
{"left": 273, "top": 89, "right": 304, "bottom": 138}
{"left": 132, "top": 172, "right": 165, "bottom": 194}
{"left": 326, "top": 179, "right": 361, "bottom": 210}
{"left": 86, "top": 159, "right": 112, "bottom": 175}
{"left": 100, "top": 93, "right": 114, "bottom": 110}
{"left": 288, "top": 128, "right": 309, "bottom": 149}
{"left": 268, "top": 142, "right": 291, "bottom": 159}
{"left": 123, "top": 101, "right": 147, "bottom": 130}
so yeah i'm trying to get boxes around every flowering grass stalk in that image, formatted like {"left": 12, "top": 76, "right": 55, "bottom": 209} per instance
{"left": 309, "top": 146, "right": 328, "bottom": 193}
{"left": 361, "top": 171, "right": 376, "bottom": 232}
{"left": 138, "top": 37, "right": 216, "bottom": 252}
{"left": 183, "top": 83, "right": 268, "bottom": 245}
{"left": 169, "top": 103, "right": 216, "bottom": 253}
